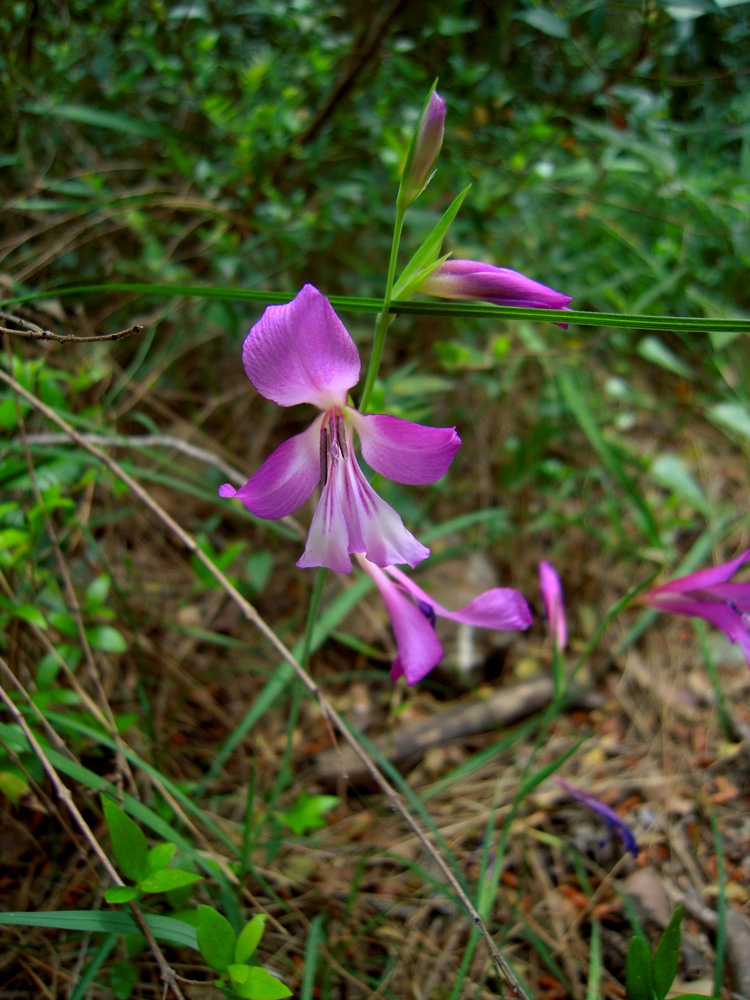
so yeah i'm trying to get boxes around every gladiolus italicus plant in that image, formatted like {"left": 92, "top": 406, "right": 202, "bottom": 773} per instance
{"left": 219, "top": 285, "right": 461, "bottom": 574}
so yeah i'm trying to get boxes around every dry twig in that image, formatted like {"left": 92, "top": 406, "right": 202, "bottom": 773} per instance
{"left": 0, "top": 310, "right": 143, "bottom": 343}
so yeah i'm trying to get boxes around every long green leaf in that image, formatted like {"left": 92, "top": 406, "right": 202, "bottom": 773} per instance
{"left": 0, "top": 911, "right": 198, "bottom": 949}
{"left": 2, "top": 283, "right": 748, "bottom": 333}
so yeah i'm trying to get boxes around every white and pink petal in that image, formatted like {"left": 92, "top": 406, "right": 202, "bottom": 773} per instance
{"left": 350, "top": 412, "right": 461, "bottom": 485}
{"left": 219, "top": 416, "right": 322, "bottom": 519}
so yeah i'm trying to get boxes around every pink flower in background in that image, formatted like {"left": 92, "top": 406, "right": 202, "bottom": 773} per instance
{"left": 219, "top": 285, "right": 461, "bottom": 574}
{"left": 420, "top": 260, "right": 572, "bottom": 320}
{"left": 358, "top": 555, "right": 532, "bottom": 685}
{"left": 642, "top": 549, "right": 750, "bottom": 668}
{"left": 402, "top": 89, "right": 446, "bottom": 205}
{"left": 554, "top": 777, "right": 639, "bottom": 857}
{"left": 539, "top": 560, "right": 567, "bottom": 652}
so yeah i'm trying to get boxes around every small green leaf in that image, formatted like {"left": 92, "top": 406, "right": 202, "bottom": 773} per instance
{"left": 102, "top": 798, "right": 150, "bottom": 882}
{"left": 147, "top": 842, "right": 176, "bottom": 872}
{"left": 104, "top": 886, "right": 140, "bottom": 904}
{"left": 394, "top": 185, "right": 471, "bottom": 298}
{"left": 12, "top": 604, "right": 47, "bottom": 628}
{"left": 653, "top": 905, "right": 683, "bottom": 1000}
{"left": 277, "top": 792, "right": 339, "bottom": 835}
{"left": 708, "top": 401, "right": 750, "bottom": 440}
{"left": 140, "top": 869, "right": 203, "bottom": 893}
{"left": 637, "top": 336, "right": 693, "bottom": 378}
{"left": 0, "top": 771, "right": 30, "bottom": 804}
{"left": 87, "top": 625, "right": 128, "bottom": 652}
{"left": 229, "top": 966, "right": 292, "bottom": 999}
{"left": 235, "top": 914, "right": 267, "bottom": 964}
{"left": 108, "top": 959, "right": 138, "bottom": 1000}
{"left": 196, "top": 905, "right": 235, "bottom": 972}
{"left": 517, "top": 9, "right": 570, "bottom": 38}
{"left": 626, "top": 936, "right": 654, "bottom": 1000}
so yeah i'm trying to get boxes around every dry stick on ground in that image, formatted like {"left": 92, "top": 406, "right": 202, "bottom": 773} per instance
{"left": 0, "top": 310, "right": 143, "bottom": 342}
{"left": 0, "top": 366, "right": 533, "bottom": 1000}
{"left": 0, "top": 660, "right": 188, "bottom": 1000}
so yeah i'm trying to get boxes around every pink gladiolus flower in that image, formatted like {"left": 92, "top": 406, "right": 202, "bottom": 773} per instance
{"left": 402, "top": 89, "right": 446, "bottom": 206}
{"left": 358, "top": 554, "right": 532, "bottom": 685}
{"left": 219, "top": 285, "right": 461, "bottom": 574}
{"left": 420, "top": 260, "right": 572, "bottom": 318}
{"left": 539, "top": 560, "right": 567, "bottom": 652}
{"left": 642, "top": 549, "right": 750, "bottom": 668}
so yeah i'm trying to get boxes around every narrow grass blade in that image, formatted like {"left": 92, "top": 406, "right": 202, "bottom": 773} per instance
{"left": 0, "top": 911, "right": 198, "bottom": 949}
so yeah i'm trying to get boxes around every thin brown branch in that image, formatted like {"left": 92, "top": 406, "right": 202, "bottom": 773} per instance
{"left": 0, "top": 365, "right": 533, "bottom": 1000}
{"left": 0, "top": 311, "right": 143, "bottom": 342}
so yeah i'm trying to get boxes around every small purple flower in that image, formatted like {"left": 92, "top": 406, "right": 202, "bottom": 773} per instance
{"left": 402, "top": 89, "right": 446, "bottom": 205}
{"left": 539, "top": 560, "right": 567, "bottom": 652}
{"left": 419, "top": 260, "right": 572, "bottom": 320}
{"left": 554, "top": 776, "right": 639, "bottom": 858}
{"left": 219, "top": 285, "right": 461, "bottom": 574}
{"left": 642, "top": 549, "right": 750, "bottom": 668}
{"left": 357, "top": 554, "right": 532, "bottom": 685}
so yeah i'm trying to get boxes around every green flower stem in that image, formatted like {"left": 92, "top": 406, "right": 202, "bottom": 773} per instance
{"left": 354, "top": 203, "right": 405, "bottom": 414}
{"left": 300, "top": 567, "right": 328, "bottom": 668}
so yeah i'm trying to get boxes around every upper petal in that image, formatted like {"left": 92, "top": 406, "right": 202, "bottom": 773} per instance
{"left": 359, "top": 557, "right": 444, "bottom": 685}
{"left": 350, "top": 412, "right": 461, "bottom": 485}
{"left": 242, "top": 284, "right": 361, "bottom": 409}
{"left": 647, "top": 549, "right": 750, "bottom": 597}
{"left": 220, "top": 416, "right": 321, "bottom": 519}
{"left": 384, "top": 564, "right": 532, "bottom": 631}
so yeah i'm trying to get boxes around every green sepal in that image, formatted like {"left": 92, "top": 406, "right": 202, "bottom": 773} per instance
{"left": 393, "top": 185, "right": 471, "bottom": 299}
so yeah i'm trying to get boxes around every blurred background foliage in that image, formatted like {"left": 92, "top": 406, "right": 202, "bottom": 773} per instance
{"left": 2, "top": 3, "right": 750, "bottom": 996}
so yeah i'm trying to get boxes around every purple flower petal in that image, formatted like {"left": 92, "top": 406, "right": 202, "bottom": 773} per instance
{"left": 643, "top": 549, "right": 750, "bottom": 668}
{"left": 360, "top": 559, "right": 444, "bottom": 685}
{"left": 648, "top": 549, "right": 750, "bottom": 596}
{"left": 219, "top": 417, "right": 322, "bottom": 519}
{"left": 384, "top": 564, "right": 533, "bottom": 631}
{"left": 555, "top": 777, "right": 639, "bottom": 857}
{"left": 351, "top": 413, "right": 461, "bottom": 485}
{"left": 297, "top": 451, "right": 430, "bottom": 574}
{"left": 539, "top": 560, "right": 567, "bottom": 651}
{"left": 241, "top": 284, "right": 361, "bottom": 410}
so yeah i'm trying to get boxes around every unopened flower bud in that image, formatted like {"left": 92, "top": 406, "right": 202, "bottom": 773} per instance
{"left": 401, "top": 90, "right": 445, "bottom": 206}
